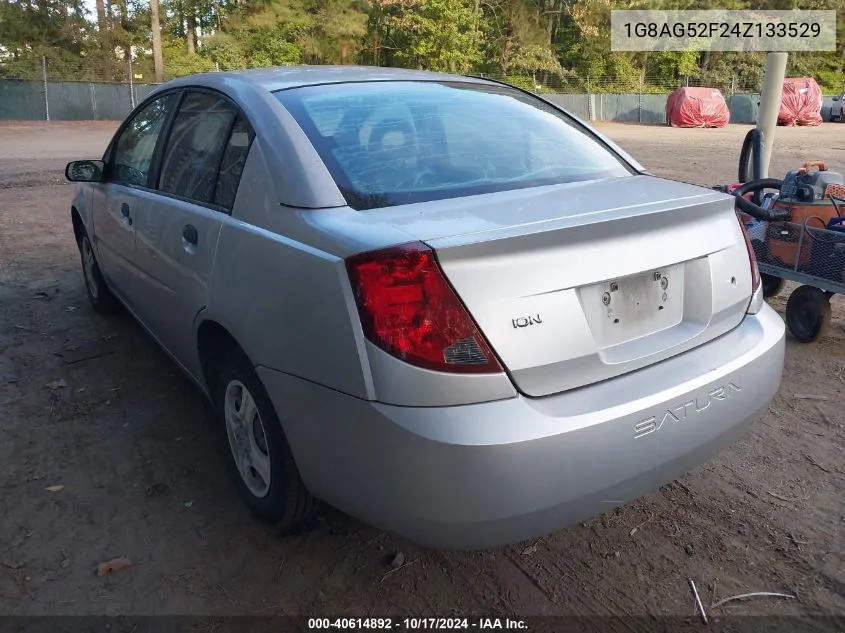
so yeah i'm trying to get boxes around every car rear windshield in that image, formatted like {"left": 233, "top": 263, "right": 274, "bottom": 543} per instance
{"left": 274, "top": 81, "right": 633, "bottom": 210}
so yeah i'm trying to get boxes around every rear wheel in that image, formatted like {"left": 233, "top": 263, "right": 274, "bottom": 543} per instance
{"left": 785, "top": 285, "right": 831, "bottom": 343}
{"left": 761, "top": 273, "right": 786, "bottom": 299}
{"left": 78, "top": 231, "right": 119, "bottom": 313}
{"left": 212, "top": 347, "right": 317, "bottom": 530}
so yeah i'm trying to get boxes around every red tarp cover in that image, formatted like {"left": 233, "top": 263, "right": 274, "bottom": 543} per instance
{"left": 778, "top": 77, "right": 823, "bottom": 127}
{"left": 666, "top": 87, "right": 730, "bottom": 128}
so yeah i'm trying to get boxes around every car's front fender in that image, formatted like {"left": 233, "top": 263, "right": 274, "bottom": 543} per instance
{"left": 70, "top": 184, "right": 93, "bottom": 232}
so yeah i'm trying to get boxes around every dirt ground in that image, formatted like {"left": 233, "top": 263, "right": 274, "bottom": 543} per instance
{"left": 1, "top": 121, "right": 844, "bottom": 621}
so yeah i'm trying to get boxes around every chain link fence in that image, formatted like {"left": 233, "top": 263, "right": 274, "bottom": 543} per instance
{"left": 0, "top": 58, "right": 838, "bottom": 123}
{"left": 0, "top": 56, "right": 158, "bottom": 121}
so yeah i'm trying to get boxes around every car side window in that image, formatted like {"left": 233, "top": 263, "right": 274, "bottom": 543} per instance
{"left": 214, "top": 116, "right": 254, "bottom": 210}
{"left": 158, "top": 91, "right": 238, "bottom": 205}
{"left": 111, "top": 93, "right": 177, "bottom": 187}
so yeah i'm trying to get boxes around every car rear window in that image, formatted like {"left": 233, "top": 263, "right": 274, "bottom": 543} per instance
{"left": 274, "top": 81, "right": 632, "bottom": 210}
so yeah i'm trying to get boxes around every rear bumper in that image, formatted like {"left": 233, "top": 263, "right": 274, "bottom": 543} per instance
{"left": 258, "top": 304, "right": 785, "bottom": 549}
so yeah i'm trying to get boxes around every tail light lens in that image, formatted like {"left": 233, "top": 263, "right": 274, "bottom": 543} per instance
{"left": 346, "top": 242, "right": 503, "bottom": 374}
{"left": 737, "top": 215, "right": 761, "bottom": 293}
{"left": 736, "top": 214, "right": 764, "bottom": 314}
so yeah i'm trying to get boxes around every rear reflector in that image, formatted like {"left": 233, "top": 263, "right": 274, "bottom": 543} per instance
{"left": 346, "top": 242, "right": 503, "bottom": 374}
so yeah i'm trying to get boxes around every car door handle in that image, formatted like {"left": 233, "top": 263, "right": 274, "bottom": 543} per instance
{"left": 121, "top": 202, "right": 132, "bottom": 226}
{"left": 182, "top": 224, "right": 198, "bottom": 246}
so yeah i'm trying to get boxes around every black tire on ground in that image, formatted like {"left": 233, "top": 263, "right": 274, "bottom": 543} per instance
{"left": 211, "top": 346, "right": 317, "bottom": 530}
{"left": 761, "top": 273, "right": 786, "bottom": 299}
{"left": 785, "top": 285, "right": 832, "bottom": 343}
{"left": 78, "top": 230, "right": 120, "bottom": 313}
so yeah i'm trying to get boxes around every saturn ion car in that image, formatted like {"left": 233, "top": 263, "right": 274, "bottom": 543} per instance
{"left": 65, "top": 66, "right": 785, "bottom": 549}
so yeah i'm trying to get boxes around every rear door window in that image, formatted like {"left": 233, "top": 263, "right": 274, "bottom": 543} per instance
{"left": 158, "top": 91, "right": 238, "bottom": 205}
{"left": 214, "top": 116, "right": 254, "bottom": 209}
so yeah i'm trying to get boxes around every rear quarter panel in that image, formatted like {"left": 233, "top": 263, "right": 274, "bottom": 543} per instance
{"left": 202, "top": 140, "right": 374, "bottom": 399}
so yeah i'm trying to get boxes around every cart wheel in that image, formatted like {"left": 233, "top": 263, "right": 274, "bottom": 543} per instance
{"left": 785, "top": 285, "right": 831, "bottom": 343}
{"left": 761, "top": 273, "right": 785, "bottom": 299}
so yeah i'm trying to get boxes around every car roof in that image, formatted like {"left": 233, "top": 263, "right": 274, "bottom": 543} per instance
{"left": 141, "top": 67, "right": 500, "bottom": 210}
{"left": 141, "top": 66, "right": 645, "bottom": 210}
{"left": 173, "top": 65, "right": 492, "bottom": 93}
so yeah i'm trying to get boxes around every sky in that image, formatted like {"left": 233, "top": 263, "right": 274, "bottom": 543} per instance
{"left": 80, "top": 0, "right": 99, "bottom": 21}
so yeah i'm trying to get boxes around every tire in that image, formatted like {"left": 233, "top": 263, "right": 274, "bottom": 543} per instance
{"left": 785, "top": 285, "right": 831, "bottom": 343}
{"left": 761, "top": 273, "right": 786, "bottom": 299}
{"left": 78, "top": 230, "right": 119, "bottom": 313}
{"left": 212, "top": 346, "right": 317, "bottom": 530}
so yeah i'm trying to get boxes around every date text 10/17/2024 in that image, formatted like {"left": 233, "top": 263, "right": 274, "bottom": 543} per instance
{"left": 307, "top": 618, "right": 529, "bottom": 630}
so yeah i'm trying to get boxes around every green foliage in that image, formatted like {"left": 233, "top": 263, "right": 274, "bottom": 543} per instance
{"left": 305, "top": 0, "right": 368, "bottom": 64}
{"left": 203, "top": 34, "right": 247, "bottom": 70}
{"left": 163, "top": 38, "right": 216, "bottom": 76}
{"left": 370, "top": 0, "right": 482, "bottom": 72}
{"left": 248, "top": 35, "right": 302, "bottom": 66}
{"left": 0, "top": 0, "right": 842, "bottom": 96}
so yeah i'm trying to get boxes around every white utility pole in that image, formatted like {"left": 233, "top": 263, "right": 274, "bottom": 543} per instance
{"left": 756, "top": 52, "right": 788, "bottom": 178}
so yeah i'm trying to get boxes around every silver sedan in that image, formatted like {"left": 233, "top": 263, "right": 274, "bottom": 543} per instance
{"left": 65, "top": 66, "right": 785, "bottom": 549}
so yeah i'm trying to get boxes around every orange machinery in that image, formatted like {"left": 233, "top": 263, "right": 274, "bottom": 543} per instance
{"left": 765, "top": 162, "right": 845, "bottom": 268}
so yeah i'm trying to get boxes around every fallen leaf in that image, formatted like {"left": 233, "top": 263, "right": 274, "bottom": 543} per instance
{"left": 145, "top": 483, "right": 169, "bottom": 497}
{"left": 27, "top": 278, "right": 59, "bottom": 291}
{"left": 389, "top": 552, "right": 405, "bottom": 569}
{"left": 522, "top": 545, "right": 538, "bottom": 556}
{"left": 96, "top": 557, "right": 132, "bottom": 576}
{"left": 183, "top": 501, "right": 194, "bottom": 508}
{"left": 45, "top": 485, "right": 64, "bottom": 492}
{"left": 2, "top": 560, "right": 23, "bottom": 570}
{"left": 46, "top": 380, "right": 67, "bottom": 390}
{"left": 59, "top": 340, "right": 115, "bottom": 365}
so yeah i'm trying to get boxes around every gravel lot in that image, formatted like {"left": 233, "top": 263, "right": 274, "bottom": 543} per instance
{"left": 1, "top": 120, "right": 843, "bottom": 621}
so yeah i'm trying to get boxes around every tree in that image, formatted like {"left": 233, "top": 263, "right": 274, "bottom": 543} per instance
{"left": 368, "top": 0, "right": 483, "bottom": 72}
{"left": 94, "top": 0, "right": 111, "bottom": 79}
{"left": 304, "top": 0, "right": 368, "bottom": 64}
{"left": 150, "top": 0, "right": 164, "bottom": 81}
{"left": 0, "top": 0, "right": 842, "bottom": 94}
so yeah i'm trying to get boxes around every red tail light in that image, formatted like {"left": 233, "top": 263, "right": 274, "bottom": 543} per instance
{"left": 737, "top": 216, "right": 761, "bottom": 292}
{"left": 346, "top": 242, "right": 503, "bottom": 374}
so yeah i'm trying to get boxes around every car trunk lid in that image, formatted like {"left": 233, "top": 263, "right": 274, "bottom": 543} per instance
{"left": 368, "top": 175, "right": 753, "bottom": 397}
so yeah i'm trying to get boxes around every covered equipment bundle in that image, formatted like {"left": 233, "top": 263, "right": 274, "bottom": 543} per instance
{"left": 777, "top": 77, "right": 823, "bottom": 126}
{"left": 666, "top": 87, "right": 730, "bottom": 128}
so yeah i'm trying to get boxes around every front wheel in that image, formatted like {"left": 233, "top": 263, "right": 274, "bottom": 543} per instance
{"left": 78, "top": 231, "right": 119, "bottom": 313}
{"left": 785, "top": 285, "right": 831, "bottom": 343}
{"left": 213, "top": 347, "right": 317, "bottom": 530}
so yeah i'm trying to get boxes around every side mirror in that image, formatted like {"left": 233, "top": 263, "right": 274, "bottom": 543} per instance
{"left": 65, "top": 160, "right": 104, "bottom": 183}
